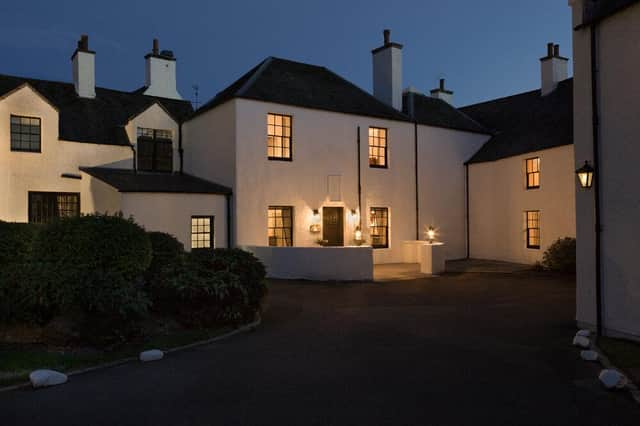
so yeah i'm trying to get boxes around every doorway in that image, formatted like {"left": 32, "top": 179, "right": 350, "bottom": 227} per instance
{"left": 322, "top": 207, "right": 344, "bottom": 246}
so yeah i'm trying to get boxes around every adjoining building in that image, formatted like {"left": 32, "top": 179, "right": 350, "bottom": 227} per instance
{"left": 569, "top": 0, "right": 640, "bottom": 341}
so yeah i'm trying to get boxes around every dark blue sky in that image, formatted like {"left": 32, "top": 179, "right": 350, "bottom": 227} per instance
{"left": 0, "top": 0, "right": 572, "bottom": 107}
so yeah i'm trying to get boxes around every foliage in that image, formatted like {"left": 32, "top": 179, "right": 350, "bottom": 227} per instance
{"left": 542, "top": 237, "right": 576, "bottom": 273}
{"left": 146, "top": 232, "right": 184, "bottom": 283}
{"left": 0, "top": 221, "right": 39, "bottom": 266}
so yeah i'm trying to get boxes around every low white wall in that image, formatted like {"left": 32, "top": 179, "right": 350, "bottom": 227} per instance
{"left": 243, "top": 245, "right": 373, "bottom": 281}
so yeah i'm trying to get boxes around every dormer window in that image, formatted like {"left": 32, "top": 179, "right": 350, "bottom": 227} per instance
{"left": 10, "top": 115, "right": 41, "bottom": 152}
{"left": 137, "top": 127, "right": 173, "bottom": 172}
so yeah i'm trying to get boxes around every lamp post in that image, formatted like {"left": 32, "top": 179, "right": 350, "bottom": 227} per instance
{"left": 576, "top": 161, "right": 594, "bottom": 189}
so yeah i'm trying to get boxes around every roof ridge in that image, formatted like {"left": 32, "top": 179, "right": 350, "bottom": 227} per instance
{"left": 235, "top": 56, "right": 273, "bottom": 97}
{"left": 459, "top": 77, "right": 573, "bottom": 110}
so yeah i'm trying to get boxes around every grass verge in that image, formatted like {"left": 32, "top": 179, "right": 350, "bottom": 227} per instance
{"left": 0, "top": 326, "right": 230, "bottom": 388}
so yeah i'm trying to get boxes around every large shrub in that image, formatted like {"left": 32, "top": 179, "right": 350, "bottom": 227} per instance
{"left": 29, "top": 214, "right": 153, "bottom": 345}
{"left": 146, "top": 231, "right": 184, "bottom": 282}
{"left": 542, "top": 237, "right": 576, "bottom": 273}
{"left": 0, "top": 221, "right": 39, "bottom": 266}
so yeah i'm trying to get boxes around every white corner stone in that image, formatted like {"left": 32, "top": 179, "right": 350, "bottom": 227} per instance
{"left": 29, "top": 369, "right": 68, "bottom": 388}
{"left": 580, "top": 350, "right": 599, "bottom": 361}
{"left": 576, "top": 329, "right": 591, "bottom": 337}
{"left": 139, "top": 349, "right": 164, "bottom": 362}
{"left": 599, "top": 369, "right": 628, "bottom": 389}
{"left": 573, "top": 335, "right": 590, "bottom": 348}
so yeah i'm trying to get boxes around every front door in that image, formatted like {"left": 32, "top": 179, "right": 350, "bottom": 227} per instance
{"left": 322, "top": 207, "right": 344, "bottom": 246}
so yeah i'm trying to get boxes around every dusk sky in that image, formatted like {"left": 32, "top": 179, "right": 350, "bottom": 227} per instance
{"left": 0, "top": 0, "right": 572, "bottom": 107}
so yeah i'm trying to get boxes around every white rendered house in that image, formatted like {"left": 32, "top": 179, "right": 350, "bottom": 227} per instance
{"left": 0, "top": 36, "right": 230, "bottom": 251}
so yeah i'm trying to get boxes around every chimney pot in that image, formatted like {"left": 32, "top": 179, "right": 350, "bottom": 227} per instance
{"left": 554, "top": 44, "right": 560, "bottom": 57}
{"left": 540, "top": 42, "right": 568, "bottom": 95}
{"left": 383, "top": 29, "right": 390, "bottom": 45}
{"left": 440, "top": 78, "right": 445, "bottom": 90}
{"left": 152, "top": 38, "right": 159, "bottom": 55}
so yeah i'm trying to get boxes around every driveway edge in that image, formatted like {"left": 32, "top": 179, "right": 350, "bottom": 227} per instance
{"left": 0, "top": 316, "right": 261, "bottom": 394}
{"left": 591, "top": 339, "right": 640, "bottom": 405}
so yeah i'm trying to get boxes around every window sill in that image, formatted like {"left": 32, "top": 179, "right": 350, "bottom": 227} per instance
{"left": 268, "top": 157, "right": 293, "bottom": 162}
{"left": 369, "top": 165, "right": 388, "bottom": 169}
{"left": 10, "top": 149, "right": 41, "bottom": 153}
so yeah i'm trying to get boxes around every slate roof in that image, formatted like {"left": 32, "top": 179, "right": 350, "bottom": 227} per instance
{"left": 0, "top": 74, "right": 193, "bottom": 146}
{"left": 460, "top": 78, "right": 573, "bottom": 164}
{"left": 577, "top": 0, "right": 640, "bottom": 28}
{"left": 402, "top": 91, "right": 487, "bottom": 134}
{"left": 193, "top": 57, "right": 411, "bottom": 122}
{"left": 79, "top": 167, "right": 231, "bottom": 195}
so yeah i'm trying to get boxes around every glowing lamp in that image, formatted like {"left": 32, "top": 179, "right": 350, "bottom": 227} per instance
{"left": 354, "top": 226, "right": 363, "bottom": 246}
{"left": 576, "top": 161, "right": 594, "bottom": 189}
{"left": 426, "top": 226, "right": 436, "bottom": 244}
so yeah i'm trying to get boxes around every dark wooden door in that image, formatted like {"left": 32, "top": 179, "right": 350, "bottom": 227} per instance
{"left": 322, "top": 207, "right": 344, "bottom": 246}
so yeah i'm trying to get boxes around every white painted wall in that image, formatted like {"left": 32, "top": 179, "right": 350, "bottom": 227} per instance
{"left": 72, "top": 51, "right": 96, "bottom": 99}
{"left": 372, "top": 46, "right": 403, "bottom": 110}
{"left": 468, "top": 144, "right": 576, "bottom": 264}
{"left": 0, "top": 85, "right": 131, "bottom": 222}
{"left": 144, "top": 56, "right": 182, "bottom": 100}
{"left": 572, "top": 0, "right": 640, "bottom": 340}
{"left": 417, "top": 126, "right": 489, "bottom": 260}
{"left": 244, "top": 245, "right": 373, "bottom": 281}
{"left": 121, "top": 192, "right": 228, "bottom": 250}
{"left": 541, "top": 57, "right": 569, "bottom": 96}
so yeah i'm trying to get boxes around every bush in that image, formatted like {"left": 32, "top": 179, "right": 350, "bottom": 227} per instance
{"left": 0, "top": 221, "right": 39, "bottom": 266}
{"left": 542, "top": 237, "right": 576, "bottom": 273}
{"left": 28, "top": 214, "right": 153, "bottom": 345}
{"left": 146, "top": 232, "right": 184, "bottom": 282}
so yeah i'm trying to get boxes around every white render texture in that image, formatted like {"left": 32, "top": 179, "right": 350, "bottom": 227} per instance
{"left": 372, "top": 46, "right": 403, "bottom": 110}
{"left": 244, "top": 245, "right": 373, "bottom": 281}
{"left": 144, "top": 56, "right": 182, "bottom": 100}
{"left": 72, "top": 50, "right": 96, "bottom": 99}
{"left": 541, "top": 56, "right": 569, "bottom": 96}
{"left": 572, "top": 1, "right": 640, "bottom": 341}
{"left": 468, "top": 145, "right": 576, "bottom": 264}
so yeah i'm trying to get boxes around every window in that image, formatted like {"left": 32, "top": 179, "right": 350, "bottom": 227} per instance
{"left": 28, "top": 192, "right": 80, "bottom": 224}
{"left": 11, "top": 115, "right": 41, "bottom": 152}
{"left": 191, "top": 216, "right": 214, "bottom": 250}
{"left": 526, "top": 210, "right": 540, "bottom": 249}
{"left": 268, "top": 206, "right": 293, "bottom": 247}
{"left": 526, "top": 157, "right": 540, "bottom": 189}
{"left": 137, "top": 127, "right": 173, "bottom": 172}
{"left": 370, "top": 207, "right": 389, "bottom": 248}
{"left": 368, "top": 127, "right": 387, "bottom": 168}
{"left": 267, "top": 113, "right": 292, "bottom": 160}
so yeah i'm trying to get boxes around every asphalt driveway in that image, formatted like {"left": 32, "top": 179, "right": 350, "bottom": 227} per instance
{"left": 1, "top": 271, "right": 638, "bottom": 425}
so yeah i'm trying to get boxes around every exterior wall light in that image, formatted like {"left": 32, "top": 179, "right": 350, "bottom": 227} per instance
{"left": 350, "top": 209, "right": 357, "bottom": 216}
{"left": 313, "top": 209, "right": 319, "bottom": 216}
{"left": 576, "top": 161, "right": 594, "bottom": 189}
{"left": 426, "top": 226, "right": 436, "bottom": 243}
{"left": 309, "top": 224, "right": 321, "bottom": 234}
{"left": 354, "top": 226, "right": 363, "bottom": 246}
{"left": 310, "top": 208, "right": 321, "bottom": 233}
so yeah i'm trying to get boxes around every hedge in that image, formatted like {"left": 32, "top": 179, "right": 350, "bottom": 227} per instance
{"left": 542, "top": 237, "right": 576, "bottom": 273}
{"left": 0, "top": 221, "right": 39, "bottom": 266}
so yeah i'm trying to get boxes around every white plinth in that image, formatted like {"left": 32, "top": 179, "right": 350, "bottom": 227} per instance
{"left": 403, "top": 241, "right": 446, "bottom": 275}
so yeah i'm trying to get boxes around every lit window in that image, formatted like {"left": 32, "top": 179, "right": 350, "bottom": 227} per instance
{"left": 267, "top": 113, "right": 292, "bottom": 160}
{"left": 526, "top": 157, "right": 540, "bottom": 189}
{"left": 370, "top": 207, "right": 389, "bottom": 248}
{"left": 28, "top": 192, "right": 79, "bottom": 224}
{"left": 137, "top": 127, "right": 173, "bottom": 172}
{"left": 268, "top": 206, "right": 293, "bottom": 246}
{"left": 11, "top": 115, "right": 41, "bottom": 152}
{"left": 369, "top": 127, "right": 387, "bottom": 168}
{"left": 526, "top": 210, "right": 540, "bottom": 249}
{"left": 191, "top": 216, "right": 214, "bottom": 250}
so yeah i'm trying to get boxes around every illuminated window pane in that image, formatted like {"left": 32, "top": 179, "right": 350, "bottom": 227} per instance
{"left": 525, "top": 157, "right": 540, "bottom": 189}
{"left": 191, "top": 216, "right": 214, "bottom": 251}
{"left": 267, "top": 206, "right": 293, "bottom": 246}
{"left": 369, "top": 126, "right": 387, "bottom": 168}
{"left": 526, "top": 210, "right": 540, "bottom": 249}
{"left": 370, "top": 207, "right": 389, "bottom": 248}
{"left": 267, "top": 113, "right": 292, "bottom": 160}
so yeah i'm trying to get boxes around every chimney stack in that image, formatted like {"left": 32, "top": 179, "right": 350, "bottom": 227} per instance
{"left": 430, "top": 78, "right": 454, "bottom": 105}
{"left": 372, "top": 29, "right": 403, "bottom": 110}
{"left": 143, "top": 38, "right": 183, "bottom": 100}
{"left": 540, "top": 42, "right": 568, "bottom": 96}
{"left": 71, "top": 34, "right": 96, "bottom": 99}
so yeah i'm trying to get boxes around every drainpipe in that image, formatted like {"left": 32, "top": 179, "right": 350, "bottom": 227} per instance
{"left": 225, "top": 193, "right": 232, "bottom": 248}
{"left": 178, "top": 122, "right": 184, "bottom": 174}
{"left": 414, "top": 121, "right": 419, "bottom": 240}
{"left": 465, "top": 163, "right": 470, "bottom": 259}
{"left": 357, "top": 126, "right": 362, "bottom": 228}
{"left": 590, "top": 25, "right": 603, "bottom": 337}
{"left": 130, "top": 144, "right": 137, "bottom": 173}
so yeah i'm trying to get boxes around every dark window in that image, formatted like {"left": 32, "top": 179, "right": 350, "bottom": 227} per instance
{"left": 370, "top": 207, "right": 389, "bottom": 248}
{"left": 369, "top": 127, "right": 387, "bottom": 168}
{"left": 526, "top": 157, "right": 540, "bottom": 189}
{"left": 11, "top": 115, "right": 41, "bottom": 152}
{"left": 267, "top": 113, "right": 292, "bottom": 160}
{"left": 28, "top": 192, "right": 80, "bottom": 224}
{"left": 526, "top": 210, "right": 541, "bottom": 249}
{"left": 137, "top": 127, "right": 173, "bottom": 172}
{"left": 191, "top": 216, "right": 214, "bottom": 250}
{"left": 268, "top": 206, "right": 293, "bottom": 246}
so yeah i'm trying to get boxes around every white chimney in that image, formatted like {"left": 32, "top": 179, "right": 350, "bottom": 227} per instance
{"left": 372, "top": 29, "right": 403, "bottom": 110}
{"left": 540, "top": 42, "right": 568, "bottom": 96}
{"left": 430, "top": 78, "right": 454, "bottom": 105}
{"left": 71, "top": 35, "right": 96, "bottom": 99}
{"left": 143, "top": 39, "right": 183, "bottom": 100}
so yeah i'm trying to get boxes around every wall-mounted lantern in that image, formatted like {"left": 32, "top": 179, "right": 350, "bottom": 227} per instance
{"left": 576, "top": 161, "right": 594, "bottom": 189}
{"left": 310, "top": 208, "right": 321, "bottom": 233}
{"left": 313, "top": 209, "right": 319, "bottom": 216}
{"left": 354, "top": 226, "right": 363, "bottom": 246}
{"left": 426, "top": 226, "right": 436, "bottom": 244}
{"left": 350, "top": 209, "right": 357, "bottom": 216}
